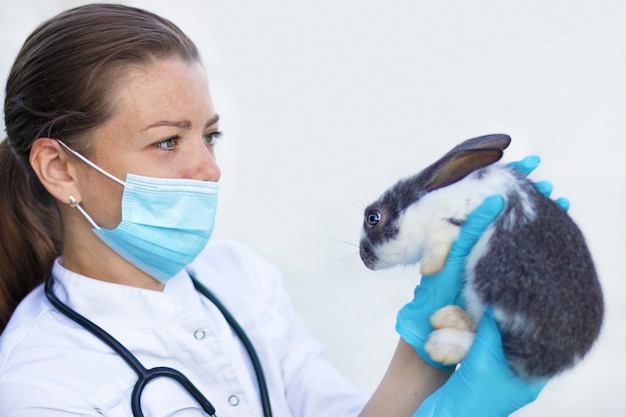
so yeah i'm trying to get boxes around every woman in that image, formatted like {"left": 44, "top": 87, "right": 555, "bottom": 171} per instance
{"left": 0, "top": 4, "right": 550, "bottom": 416}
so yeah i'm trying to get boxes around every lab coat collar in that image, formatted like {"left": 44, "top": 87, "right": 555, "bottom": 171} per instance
{"left": 51, "top": 258, "right": 209, "bottom": 330}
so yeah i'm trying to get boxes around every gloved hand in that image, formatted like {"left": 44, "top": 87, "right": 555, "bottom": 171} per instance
{"left": 395, "top": 195, "right": 505, "bottom": 368}
{"left": 395, "top": 155, "right": 568, "bottom": 368}
{"left": 412, "top": 309, "right": 548, "bottom": 417}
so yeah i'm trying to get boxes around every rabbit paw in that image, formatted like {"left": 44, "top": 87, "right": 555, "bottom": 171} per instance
{"left": 425, "top": 328, "right": 475, "bottom": 365}
{"left": 430, "top": 305, "right": 475, "bottom": 331}
{"left": 420, "top": 241, "right": 452, "bottom": 275}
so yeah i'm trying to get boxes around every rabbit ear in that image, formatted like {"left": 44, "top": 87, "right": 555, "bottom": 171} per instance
{"left": 447, "top": 133, "right": 511, "bottom": 154}
{"left": 423, "top": 134, "right": 510, "bottom": 192}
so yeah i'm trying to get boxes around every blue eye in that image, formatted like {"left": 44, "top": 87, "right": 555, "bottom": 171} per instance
{"left": 155, "top": 136, "right": 179, "bottom": 151}
{"left": 366, "top": 212, "right": 382, "bottom": 227}
{"left": 203, "top": 131, "right": 223, "bottom": 145}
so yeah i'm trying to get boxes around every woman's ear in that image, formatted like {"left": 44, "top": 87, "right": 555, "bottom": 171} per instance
{"left": 29, "top": 138, "right": 82, "bottom": 205}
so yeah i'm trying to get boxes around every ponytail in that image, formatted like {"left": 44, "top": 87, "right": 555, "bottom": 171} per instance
{"left": 0, "top": 139, "right": 61, "bottom": 332}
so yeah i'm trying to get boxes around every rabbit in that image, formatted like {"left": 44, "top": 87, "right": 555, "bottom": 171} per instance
{"left": 359, "top": 133, "right": 604, "bottom": 379}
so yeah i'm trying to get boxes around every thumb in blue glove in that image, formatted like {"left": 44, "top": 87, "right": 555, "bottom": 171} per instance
{"left": 413, "top": 308, "right": 547, "bottom": 417}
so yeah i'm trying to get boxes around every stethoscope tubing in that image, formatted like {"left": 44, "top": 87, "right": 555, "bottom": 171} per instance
{"left": 44, "top": 274, "right": 272, "bottom": 417}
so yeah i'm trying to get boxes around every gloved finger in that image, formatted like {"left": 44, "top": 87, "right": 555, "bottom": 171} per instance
{"left": 448, "top": 195, "right": 504, "bottom": 259}
{"left": 533, "top": 180, "right": 553, "bottom": 198}
{"left": 473, "top": 308, "right": 504, "bottom": 354}
{"left": 506, "top": 155, "right": 540, "bottom": 177}
{"left": 555, "top": 197, "right": 570, "bottom": 212}
{"left": 533, "top": 181, "right": 570, "bottom": 212}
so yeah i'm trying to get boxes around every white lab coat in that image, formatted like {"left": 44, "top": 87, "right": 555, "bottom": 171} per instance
{"left": 0, "top": 241, "right": 367, "bottom": 416}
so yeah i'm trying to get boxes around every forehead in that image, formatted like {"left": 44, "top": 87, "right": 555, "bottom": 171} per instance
{"left": 109, "top": 58, "right": 213, "bottom": 122}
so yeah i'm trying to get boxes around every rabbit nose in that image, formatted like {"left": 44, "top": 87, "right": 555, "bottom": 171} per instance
{"left": 359, "top": 240, "right": 378, "bottom": 270}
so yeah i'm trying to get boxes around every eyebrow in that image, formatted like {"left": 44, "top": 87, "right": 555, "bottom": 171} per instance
{"left": 142, "top": 114, "right": 220, "bottom": 131}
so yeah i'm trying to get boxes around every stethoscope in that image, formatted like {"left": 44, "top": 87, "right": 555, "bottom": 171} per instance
{"left": 44, "top": 274, "right": 273, "bottom": 417}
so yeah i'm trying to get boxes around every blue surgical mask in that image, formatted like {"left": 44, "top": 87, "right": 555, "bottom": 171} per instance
{"left": 58, "top": 140, "right": 219, "bottom": 282}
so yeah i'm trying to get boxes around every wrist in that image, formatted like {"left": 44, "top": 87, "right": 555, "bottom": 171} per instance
{"left": 360, "top": 339, "right": 452, "bottom": 417}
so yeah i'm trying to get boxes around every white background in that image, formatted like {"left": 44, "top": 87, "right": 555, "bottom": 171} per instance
{"left": 2, "top": 1, "right": 625, "bottom": 415}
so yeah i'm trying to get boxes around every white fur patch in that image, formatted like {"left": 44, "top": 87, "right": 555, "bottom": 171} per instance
{"left": 425, "top": 328, "right": 475, "bottom": 365}
{"left": 493, "top": 307, "right": 534, "bottom": 337}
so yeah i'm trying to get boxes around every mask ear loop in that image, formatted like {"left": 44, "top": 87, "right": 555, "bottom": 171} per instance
{"left": 58, "top": 141, "right": 125, "bottom": 231}
{"left": 57, "top": 140, "right": 126, "bottom": 187}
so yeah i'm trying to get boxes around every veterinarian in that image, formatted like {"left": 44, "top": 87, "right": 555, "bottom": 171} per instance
{"left": 0, "top": 3, "right": 555, "bottom": 416}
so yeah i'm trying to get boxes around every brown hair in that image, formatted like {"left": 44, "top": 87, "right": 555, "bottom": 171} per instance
{"left": 0, "top": 3, "right": 200, "bottom": 332}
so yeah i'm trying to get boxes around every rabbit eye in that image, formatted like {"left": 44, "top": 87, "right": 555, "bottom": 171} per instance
{"left": 366, "top": 212, "right": 382, "bottom": 227}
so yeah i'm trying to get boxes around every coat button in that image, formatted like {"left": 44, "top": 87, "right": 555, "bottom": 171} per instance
{"left": 193, "top": 329, "right": 206, "bottom": 340}
{"left": 228, "top": 395, "right": 240, "bottom": 406}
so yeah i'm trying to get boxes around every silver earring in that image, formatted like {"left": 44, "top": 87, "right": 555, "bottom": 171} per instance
{"left": 68, "top": 195, "right": 78, "bottom": 208}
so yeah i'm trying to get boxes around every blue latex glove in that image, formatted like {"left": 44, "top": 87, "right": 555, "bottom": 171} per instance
{"left": 395, "top": 195, "right": 505, "bottom": 368}
{"left": 412, "top": 309, "right": 547, "bottom": 417}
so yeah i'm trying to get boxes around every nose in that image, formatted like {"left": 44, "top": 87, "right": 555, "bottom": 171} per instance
{"left": 186, "top": 139, "right": 221, "bottom": 182}
{"left": 359, "top": 240, "right": 378, "bottom": 270}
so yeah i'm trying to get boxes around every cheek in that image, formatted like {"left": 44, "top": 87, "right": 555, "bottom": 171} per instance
{"left": 79, "top": 171, "right": 125, "bottom": 229}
